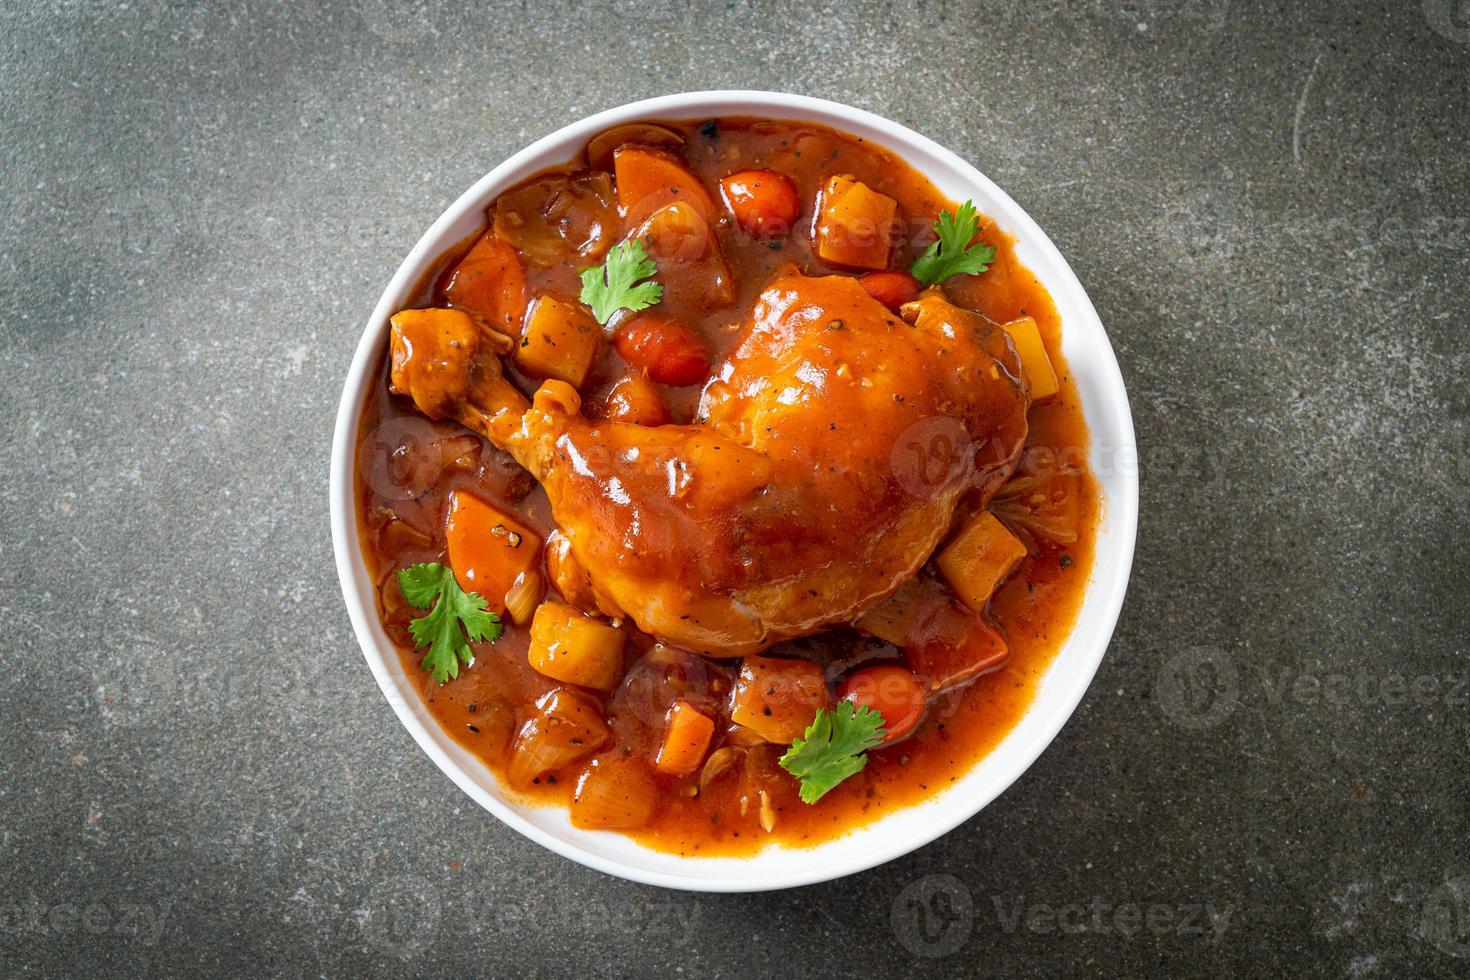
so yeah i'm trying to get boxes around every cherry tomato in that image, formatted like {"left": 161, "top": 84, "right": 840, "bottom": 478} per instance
{"left": 838, "top": 663, "right": 927, "bottom": 743}
{"left": 613, "top": 314, "right": 711, "bottom": 387}
{"left": 719, "top": 170, "right": 801, "bottom": 238}
{"left": 858, "top": 270, "right": 921, "bottom": 311}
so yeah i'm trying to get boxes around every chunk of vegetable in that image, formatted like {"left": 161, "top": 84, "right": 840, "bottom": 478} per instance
{"left": 444, "top": 491, "right": 541, "bottom": 615}
{"left": 1000, "top": 315, "right": 1059, "bottom": 400}
{"left": 838, "top": 664, "right": 926, "bottom": 743}
{"left": 626, "top": 202, "right": 734, "bottom": 309}
{"left": 507, "top": 687, "right": 610, "bottom": 788}
{"left": 730, "top": 655, "right": 830, "bottom": 744}
{"left": 493, "top": 171, "right": 617, "bottom": 266}
{"left": 991, "top": 472, "right": 1082, "bottom": 545}
{"left": 515, "top": 294, "right": 601, "bottom": 388}
{"left": 936, "top": 510, "right": 1027, "bottom": 613}
{"left": 655, "top": 700, "right": 716, "bottom": 775}
{"left": 596, "top": 372, "right": 671, "bottom": 426}
{"left": 570, "top": 755, "right": 658, "bottom": 829}
{"left": 614, "top": 313, "right": 710, "bottom": 387}
{"left": 443, "top": 232, "right": 527, "bottom": 335}
{"left": 905, "top": 599, "right": 1008, "bottom": 691}
{"left": 814, "top": 175, "right": 897, "bottom": 269}
{"left": 614, "top": 145, "right": 717, "bottom": 228}
{"left": 503, "top": 569, "right": 544, "bottom": 626}
{"left": 464, "top": 697, "right": 518, "bottom": 765}
{"left": 857, "top": 270, "right": 921, "bottom": 311}
{"left": 855, "top": 575, "right": 1010, "bottom": 691}
{"left": 587, "top": 123, "right": 684, "bottom": 172}
{"left": 527, "top": 600, "right": 626, "bottom": 691}
{"left": 853, "top": 577, "right": 925, "bottom": 647}
{"left": 719, "top": 169, "right": 800, "bottom": 238}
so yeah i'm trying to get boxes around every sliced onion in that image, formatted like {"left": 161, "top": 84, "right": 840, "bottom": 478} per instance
{"left": 504, "top": 569, "right": 544, "bottom": 626}
{"left": 586, "top": 123, "right": 684, "bottom": 171}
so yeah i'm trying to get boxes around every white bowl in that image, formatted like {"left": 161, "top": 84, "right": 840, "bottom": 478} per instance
{"left": 330, "top": 91, "right": 1137, "bottom": 892}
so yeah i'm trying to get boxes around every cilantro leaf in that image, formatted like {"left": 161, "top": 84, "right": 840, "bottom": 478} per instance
{"left": 909, "top": 200, "right": 996, "bottom": 286}
{"left": 396, "top": 562, "right": 502, "bottom": 684}
{"left": 579, "top": 238, "right": 663, "bottom": 324}
{"left": 778, "top": 701, "right": 887, "bottom": 804}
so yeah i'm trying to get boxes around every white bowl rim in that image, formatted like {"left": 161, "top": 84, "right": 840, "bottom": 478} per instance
{"left": 330, "top": 90, "right": 1138, "bottom": 893}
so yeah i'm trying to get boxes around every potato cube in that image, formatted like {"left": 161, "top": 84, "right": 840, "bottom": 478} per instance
{"left": 515, "top": 294, "right": 601, "bottom": 388}
{"left": 1001, "top": 315, "right": 1059, "bottom": 400}
{"left": 936, "top": 511, "right": 1027, "bottom": 613}
{"left": 527, "top": 601, "right": 625, "bottom": 691}
{"left": 571, "top": 755, "right": 658, "bottom": 830}
{"left": 814, "top": 175, "right": 898, "bottom": 269}
{"left": 730, "top": 655, "right": 830, "bottom": 743}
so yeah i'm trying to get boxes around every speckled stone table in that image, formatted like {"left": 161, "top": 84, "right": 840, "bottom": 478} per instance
{"left": 2, "top": 0, "right": 1467, "bottom": 975}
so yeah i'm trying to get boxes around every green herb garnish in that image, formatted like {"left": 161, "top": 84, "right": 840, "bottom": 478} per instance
{"left": 579, "top": 239, "right": 663, "bottom": 324}
{"left": 778, "top": 702, "right": 887, "bottom": 803}
{"left": 396, "top": 562, "right": 502, "bottom": 683}
{"left": 910, "top": 200, "right": 996, "bottom": 286}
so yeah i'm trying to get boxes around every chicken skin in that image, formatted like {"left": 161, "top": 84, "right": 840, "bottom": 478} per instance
{"left": 389, "top": 271, "right": 1029, "bottom": 656}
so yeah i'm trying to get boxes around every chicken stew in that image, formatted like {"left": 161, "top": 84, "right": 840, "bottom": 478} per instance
{"left": 355, "top": 117, "right": 1098, "bottom": 854}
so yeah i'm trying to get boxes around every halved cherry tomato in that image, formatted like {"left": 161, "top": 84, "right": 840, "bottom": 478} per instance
{"left": 858, "top": 270, "right": 921, "bottom": 312}
{"left": 613, "top": 314, "right": 711, "bottom": 387}
{"left": 719, "top": 170, "right": 800, "bottom": 238}
{"left": 838, "top": 663, "right": 927, "bottom": 743}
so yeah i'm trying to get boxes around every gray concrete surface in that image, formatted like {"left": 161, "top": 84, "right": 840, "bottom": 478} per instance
{"left": 1, "top": 0, "right": 1467, "bottom": 975}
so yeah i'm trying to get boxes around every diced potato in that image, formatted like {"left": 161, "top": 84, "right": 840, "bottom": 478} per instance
{"left": 814, "top": 174, "right": 897, "bottom": 269}
{"left": 527, "top": 601, "right": 626, "bottom": 691}
{"left": 515, "top": 294, "right": 601, "bottom": 388}
{"left": 730, "top": 655, "right": 830, "bottom": 744}
{"left": 444, "top": 490, "right": 541, "bottom": 614}
{"left": 443, "top": 232, "right": 527, "bottom": 335}
{"left": 936, "top": 510, "right": 1027, "bottom": 613}
{"left": 1001, "top": 315, "right": 1059, "bottom": 400}
{"left": 655, "top": 701, "right": 716, "bottom": 775}
{"left": 507, "top": 688, "right": 610, "bottom": 788}
{"left": 570, "top": 755, "right": 658, "bottom": 829}
{"left": 614, "top": 145, "right": 717, "bottom": 228}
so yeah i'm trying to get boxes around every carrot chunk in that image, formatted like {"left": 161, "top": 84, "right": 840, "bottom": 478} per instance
{"left": 444, "top": 491, "right": 541, "bottom": 614}
{"left": 655, "top": 701, "right": 716, "bottom": 775}
{"left": 614, "top": 145, "right": 717, "bottom": 229}
{"left": 443, "top": 232, "right": 527, "bottom": 335}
